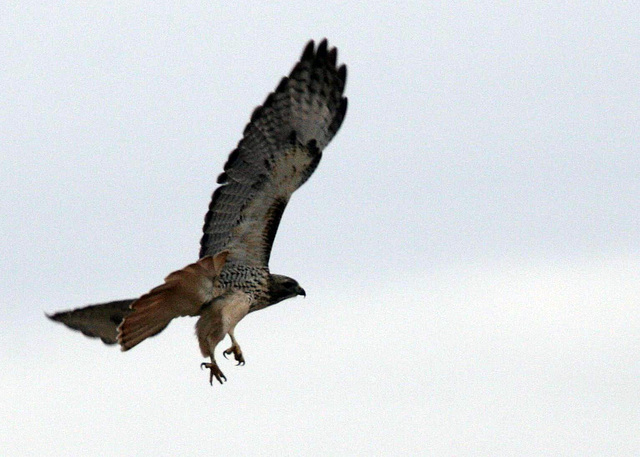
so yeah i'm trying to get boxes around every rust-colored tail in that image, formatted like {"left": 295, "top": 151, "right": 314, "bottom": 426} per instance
{"left": 116, "top": 295, "right": 175, "bottom": 351}
{"left": 117, "top": 251, "right": 229, "bottom": 351}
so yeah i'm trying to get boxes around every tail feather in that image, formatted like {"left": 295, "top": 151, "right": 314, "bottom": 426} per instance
{"left": 117, "top": 292, "right": 176, "bottom": 351}
{"left": 118, "top": 318, "right": 171, "bottom": 350}
{"left": 116, "top": 251, "right": 229, "bottom": 351}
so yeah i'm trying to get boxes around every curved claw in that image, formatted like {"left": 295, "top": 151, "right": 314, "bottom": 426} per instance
{"left": 201, "top": 362, "right": 227, "bottom": 385}
{"left": 223, "top": 346, "right": 245, "bottom": 365}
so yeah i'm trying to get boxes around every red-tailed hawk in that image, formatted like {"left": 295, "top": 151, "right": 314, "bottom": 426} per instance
{"left": 48, "top": 39, "right": 348, "bottom": 385}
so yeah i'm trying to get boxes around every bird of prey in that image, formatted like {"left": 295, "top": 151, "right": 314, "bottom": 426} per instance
{"left": 48, "top": 39, "right": 348, "bottom": 385}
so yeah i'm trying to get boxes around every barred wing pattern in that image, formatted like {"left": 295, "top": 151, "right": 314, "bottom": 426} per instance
{"left": 200, "top": 39, "right": 348, "bottom": 268}
{"left": 48, "top": 40, "right": 347, "bottom": 377}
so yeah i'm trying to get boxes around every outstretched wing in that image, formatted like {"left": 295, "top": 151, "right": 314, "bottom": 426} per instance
{"left": 47, "top": 299, "right": 135, "bottom": 345}
{"left": 200, "top": 39, "right": 348, "bottom": 268}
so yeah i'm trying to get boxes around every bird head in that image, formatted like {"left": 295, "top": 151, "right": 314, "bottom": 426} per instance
{"left": 268, "top": 274, "right": 306, "bottom": 305}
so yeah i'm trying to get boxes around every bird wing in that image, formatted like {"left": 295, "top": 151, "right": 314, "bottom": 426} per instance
{"left": 47, "top": 299, "right": 135, "bottom": 345}
{"left": 199, "top": 39, "right": 348, "bottom": 268}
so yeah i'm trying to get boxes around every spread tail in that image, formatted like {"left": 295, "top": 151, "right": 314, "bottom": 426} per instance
{"left": 117, "top": 251, "right": 229, "bottom": 351}
{"left": 116, "top": 290, "right": 177, "bottom": 351}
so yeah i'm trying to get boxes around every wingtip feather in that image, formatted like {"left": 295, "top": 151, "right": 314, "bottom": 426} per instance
{"left": 302, "top": 40, "right": 315, "bottom": 60}
{"left": 316, "top": 39, "right": 328, "bottom": 60}
{"left": 328, "top": 47, "right": 337, "bottom": 67}
{"left": 338, "top": 64, "right": 347, "bottom": 83}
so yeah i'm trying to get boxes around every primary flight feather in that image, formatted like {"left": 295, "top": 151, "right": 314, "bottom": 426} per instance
{"left": 48, "top": 39, "right": 348, "bottom": 385}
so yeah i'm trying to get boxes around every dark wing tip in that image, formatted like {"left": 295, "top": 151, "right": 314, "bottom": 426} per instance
{"left": 301, "top": 40, "right": 315, "bottom": 61}
{"left": 327, "top": 47, "right": 337, "bottom": 67}
{"left": 316, "top": 39, "right": 328, "bottom": 60}
{"left": 246, "top": 39, "right": 344, "bottom": 132}
{"left": 340, "top": 97, "right": 348, "bottom": 116}
{"left": 337, "top": 64, "right": 347, "bottom": 84}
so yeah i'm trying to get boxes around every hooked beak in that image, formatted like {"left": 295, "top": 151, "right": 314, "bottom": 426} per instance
{"left": 297, "top": 286, "right": 306, "bottom": 298}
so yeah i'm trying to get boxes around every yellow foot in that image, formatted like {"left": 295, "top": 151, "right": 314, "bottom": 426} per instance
{"left": 200, "top": 362, "right": 227, "bottom": 385}
{"left": 223, "top": 345, "right": 245, "bottom": 366}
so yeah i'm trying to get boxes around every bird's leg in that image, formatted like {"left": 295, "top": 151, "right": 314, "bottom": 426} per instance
{"left": 223, "top": 330, "right": 245, "bottom": 366}
{"left": 200, "top": 356, "right": 226, "bottom": 385}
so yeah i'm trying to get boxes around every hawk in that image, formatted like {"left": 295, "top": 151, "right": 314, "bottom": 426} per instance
{"left": 48, "top": 39, "right": 348, "bottom": 385}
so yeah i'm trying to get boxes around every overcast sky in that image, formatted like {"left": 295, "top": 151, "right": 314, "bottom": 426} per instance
{"left": 2, "top": 2, "right": 639, "bottom": 456}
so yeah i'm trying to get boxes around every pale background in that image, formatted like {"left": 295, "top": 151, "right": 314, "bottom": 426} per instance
{"left": 2, "top": 2, "right": 639, "bottom": 456}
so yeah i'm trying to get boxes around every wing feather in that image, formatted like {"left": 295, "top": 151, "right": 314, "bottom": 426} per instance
{"left": 47, "top": 299, "right": 135, "bottom": 345}
{"left": 200, "top": 39, "right": 348, "bottom": 267}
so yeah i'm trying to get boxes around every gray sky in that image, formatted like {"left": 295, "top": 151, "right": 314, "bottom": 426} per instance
{"left": 2, "top": 2, "right": 639, "bottom": 455}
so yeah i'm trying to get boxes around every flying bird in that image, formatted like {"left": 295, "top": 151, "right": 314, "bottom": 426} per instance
{"left": 48, "top": 39, "right": 348, "bottom": 385}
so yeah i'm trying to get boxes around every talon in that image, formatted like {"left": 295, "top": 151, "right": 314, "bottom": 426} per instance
{"left": 223, "top": 345, "right": 245, "bottom": 365}
{"left": 201, "top": 362, "right": 227, "bottom": 385}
